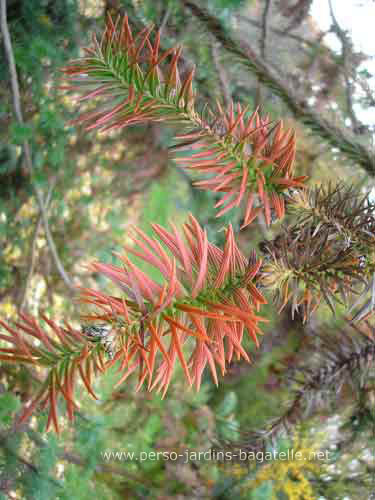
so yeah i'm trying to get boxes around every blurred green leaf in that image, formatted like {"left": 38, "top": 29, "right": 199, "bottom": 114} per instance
{"left": 10, "top": 123, "right": 33, "bottom": 145}
{"left": 251, "top": 481, "right": 273, "bottom": 500}
{"left": 0, "top": 392, "right": 21, "bottom": 426}
{"left": 217, "top": 391, "right": 238, "bottom": 417}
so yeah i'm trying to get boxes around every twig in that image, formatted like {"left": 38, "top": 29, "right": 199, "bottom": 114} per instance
{"left": 283, "top": 0, "right": 313, "bottom": 34}
{"left": 260, "top": 0, "right": 271, "bottom": 60}
{"left": 211, "top": 42, "right": 230, "bottom": 108}
{"left": 182, "top": 0, "right": 375, "bottom": 176}
{"left": 357, "top": 76, "right": 375, "bottom": 109}
{"left": 0, "top": 0, "right": 75, "bottom": 291}
{"left": 238, "top": 14, "right": 324, "bottom": 51}
{"left": 159, "top": 5, "right": 171, "bottom": 36}
{"left": 35, "top": 186, "right": 74, "bottom": 290}
{"left": 19, "top": 178, "right": 57, "bottom": 310}
{"left": 328, "top": 0, "right": 361, "bottom": 133}
{"left": 255, "top": 0, "right": 271, "bottom": 107}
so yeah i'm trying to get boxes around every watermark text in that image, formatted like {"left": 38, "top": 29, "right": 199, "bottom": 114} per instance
{"left": 101, "top": 448, "right": 331, "bottom": 464}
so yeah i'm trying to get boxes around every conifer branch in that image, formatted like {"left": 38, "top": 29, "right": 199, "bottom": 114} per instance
{"left": 0, "top": 217, "right": 265, "bottom": 430}
{"left": 2, "top": 9, "right": 372, "bottom": 444}
{"left": 215, "top": 321, "right": 375, "bottom": 456}
{"left": 0, "top": 312, "right": 104, "bottom": 433}
{"left": 80, "top": 216, "right": 267, "bottom": 395}
{"left": 61, "top": 14, "right": 306, "bottom": 227}
{"left": 258, "top": 183, "right": 375, "bottom": 322}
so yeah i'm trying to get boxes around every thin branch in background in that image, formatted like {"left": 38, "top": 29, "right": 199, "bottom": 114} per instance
{"left": 357, "top": 76, "right": 375, "bottom": 109}
{"left": 239, "top": 11, "right": 331, "bottom": 85}
{"left": 18, "top": 178, "right": 57, "bottom": 311}
{"left": 283, "top": 0, "right": 313, "bottom": 34}
{"left": 239, "top": 11, "right": 333, "bottom": 103}
{"left": 0, "top": 0, "right": 75, "bottom": 292}
{"left": 328, "top": 0, "right": 361, "bottom": 133}
{"left": 182, "top": 0, "right": 375, "bottom": 176}
{"left": 159, "top": 5, "right": 171, "bottom": 36}
{"left": 35, "top": 183, "right": 75, "bottom": 290}
{"left": 260, "top": 0, "right": 271, "bottom": 60}
{"left": 255, "top": 0, "right": 271, "bottom": 107}
{"left": 238, "top": 14, "right": 323, "bottom": 51}
{"left": 211, "top": 42, "right": 231, "bottom": 108}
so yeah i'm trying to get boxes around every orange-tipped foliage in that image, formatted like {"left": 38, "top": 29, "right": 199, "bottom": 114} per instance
{"left": 61, "top": 14, "right": 306, "bottom": 227}
{"left": 0, "top": 313, "right": 102, "bottom": 433}
{"left": 61, "top": 14, "right": 196, "bottom": 132}
{"left": 0, "top": 218, "right": 266, "bottom": 432}
{"left": 174, "top": 104, "right": 307, "bottom": 227}
{"left": 80, "top": 215, "right": 267, "bottom": 396}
